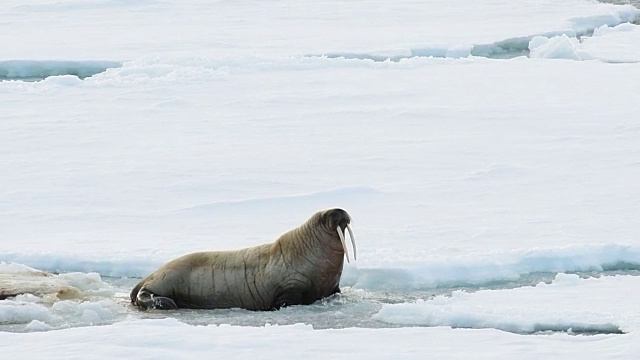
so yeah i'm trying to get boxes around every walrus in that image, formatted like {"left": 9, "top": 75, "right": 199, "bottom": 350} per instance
{"left": 130, "top": 208, "right": 356, "bottom": 311}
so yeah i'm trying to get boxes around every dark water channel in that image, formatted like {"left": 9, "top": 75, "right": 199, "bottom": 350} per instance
{"left": 1, "top": 268, "right": 636, "bottom": 334}
{"left": 104, "top": 269, "right": 637, "bottom": 333}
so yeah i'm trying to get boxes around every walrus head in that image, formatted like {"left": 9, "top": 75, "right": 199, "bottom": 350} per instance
{"left": 317, "top": 208, "right": 357, "bottom": 263}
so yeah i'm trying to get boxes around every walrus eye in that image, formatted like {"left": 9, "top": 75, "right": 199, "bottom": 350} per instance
{"left": 336, "top": 225, "right": 357, "bottom": 263}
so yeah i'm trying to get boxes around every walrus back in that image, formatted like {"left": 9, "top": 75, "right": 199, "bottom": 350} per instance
{"left": 131, "top": 246, "right": 274, "bottom": 310}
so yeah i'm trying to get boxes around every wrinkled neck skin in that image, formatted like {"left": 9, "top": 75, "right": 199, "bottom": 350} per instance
{"left": 277, "top": 222, "right": 345, "bottom": 269}
{"left": 267, "top": 214, "right": 345, "bottom": 305}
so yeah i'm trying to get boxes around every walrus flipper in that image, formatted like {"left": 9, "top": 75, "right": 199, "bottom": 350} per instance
{"left": 271, "top": 290, "right": 304, "bottom": 310}
{"left": 134, "top": 289, "right": 178, "bottom": 310}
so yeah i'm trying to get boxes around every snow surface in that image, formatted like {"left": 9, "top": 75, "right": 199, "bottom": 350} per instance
{"left": 2, "top": 0, "right": 640, "bottom": 358}
{"left": 375, "top": 273, "right": 639, "bottom": 334}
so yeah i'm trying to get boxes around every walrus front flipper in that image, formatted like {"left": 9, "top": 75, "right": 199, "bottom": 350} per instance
{"left": 271, "top": 290, "right": 304, "bottom": 310}
{"left": 134, "top": 289, "right": 178, "bottom": 310}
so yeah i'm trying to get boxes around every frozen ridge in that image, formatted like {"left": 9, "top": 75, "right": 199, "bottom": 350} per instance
{"left": 2, "top": 6, "right": 638, "bottom": 82}
{"left": 0, "top": 60, "right": 121, "bottom": 81}
{"left": 3, "top": 244, "right": 640, "bottom": 289}
{"left": 315, "top": 7, "right": 640, "bottom": 61}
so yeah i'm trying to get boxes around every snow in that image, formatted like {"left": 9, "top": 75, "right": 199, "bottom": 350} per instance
{"left": 2, "top": 318, "right": 640, "bottom": 360}
{"left": 0, "top": 295, "right": 123, "bottom": 330}
{"left": 2, "top": 0, "right": 640, "bottom": 358}
{"left": 6, "top": 57, "right": 640, "bottom": 265}
{"left": 581, "top": 22, "right": 640, "bottom": 62}
{"left": 375, "top": 273, "right": 639, "bottom": 334}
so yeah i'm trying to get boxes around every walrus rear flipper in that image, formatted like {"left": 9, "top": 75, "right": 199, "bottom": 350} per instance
{"left": 134, "top": 289, "right": 178, "bottom": 310}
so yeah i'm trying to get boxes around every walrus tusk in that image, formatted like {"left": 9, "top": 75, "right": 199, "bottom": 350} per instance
{"left": 337, "top": 226, "right": 350, "bottom": 263}
{"left": 347, "top": 223, "right": 356, "bottom": 261}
